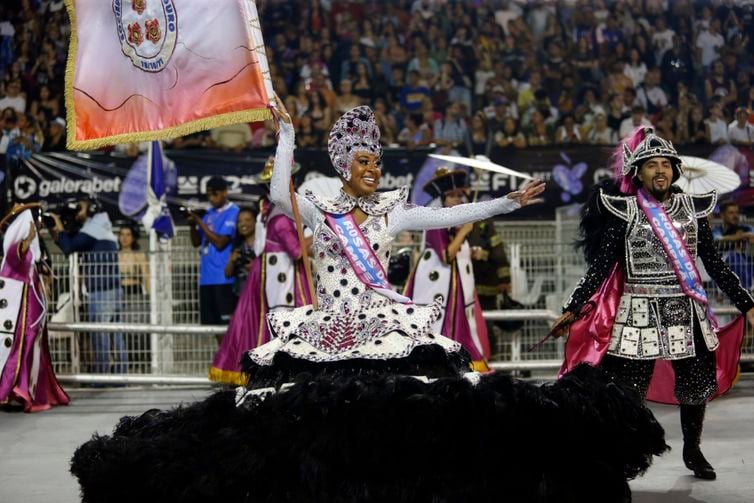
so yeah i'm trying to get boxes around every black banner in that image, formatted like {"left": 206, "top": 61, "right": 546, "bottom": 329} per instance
{"left": 9, "top": 144, "right": 754, "bottom": 221}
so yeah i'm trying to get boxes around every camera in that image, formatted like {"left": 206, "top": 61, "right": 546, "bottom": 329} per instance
{"left": 179, "top": 206, "right": 206, "bottom": 219}
{"left": 41, "top": 200, "right": 83, "bottom": 233}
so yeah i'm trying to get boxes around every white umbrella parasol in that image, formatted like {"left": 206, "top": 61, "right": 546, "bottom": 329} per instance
{"left": 297, "top": 174, "right": 342, "bottom": 199}
{"left": 675, "top": 156, "right": 741, "bottom": 195}
{"left": 427, "top": 154, "right": 533, "bottom": 180}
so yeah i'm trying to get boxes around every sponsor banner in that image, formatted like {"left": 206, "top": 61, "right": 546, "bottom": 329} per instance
{"left": 9, "top": 144, "right": 751, "bottom": 221}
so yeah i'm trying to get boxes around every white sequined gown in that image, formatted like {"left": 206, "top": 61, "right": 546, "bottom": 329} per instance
{"left": 248, "top": 123, "right": 522, "bottom": 367}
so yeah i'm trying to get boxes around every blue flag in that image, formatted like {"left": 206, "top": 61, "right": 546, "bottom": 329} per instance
{"left": 142, "top": 141, "right": 175, "bottom": 239}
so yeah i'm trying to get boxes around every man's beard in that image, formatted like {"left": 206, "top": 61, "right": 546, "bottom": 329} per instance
{"left": 649, "top": 186, "right": 670, "bottom": 201}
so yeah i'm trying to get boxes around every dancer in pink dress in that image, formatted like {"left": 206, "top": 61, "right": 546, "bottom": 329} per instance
{"left": 0, "top": 205, "right": 69, "bottom": 412}
{"left": 210, "top": 162, "right": 312, "bottom": 385}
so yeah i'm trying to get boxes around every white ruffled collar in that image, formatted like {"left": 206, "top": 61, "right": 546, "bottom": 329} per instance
{"left": 303, "top": 186, "right": 409, "bottom": 216}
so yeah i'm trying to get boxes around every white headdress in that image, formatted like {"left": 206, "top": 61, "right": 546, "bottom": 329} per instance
{"left": 327, "top": 106, "right": 381, "bottom": 181}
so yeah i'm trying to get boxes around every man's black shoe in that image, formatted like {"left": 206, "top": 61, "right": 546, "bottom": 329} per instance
{"left": 683, "top": 445, "right": 716, "bottom": 480}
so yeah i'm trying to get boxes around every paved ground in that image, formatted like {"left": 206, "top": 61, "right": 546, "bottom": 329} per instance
{"left": 1, "top": 378, "right": 753, "bottom": 503}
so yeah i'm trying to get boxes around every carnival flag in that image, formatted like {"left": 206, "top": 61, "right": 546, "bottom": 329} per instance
{"left": 64, "top": 0, "right": 273, "bottom": 150}
{"left": 141, "top": 140, "right": 175, "bottom": 239}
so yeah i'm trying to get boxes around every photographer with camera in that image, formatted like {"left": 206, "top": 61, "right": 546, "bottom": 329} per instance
{"left": 187, "top": 176, "right": 240, "bottom": 336}
{"left": 224, "top": 207, "right": 257, "bottom": 297}
{"left": 48, "top": 197, "right": 126, "bottom": 374}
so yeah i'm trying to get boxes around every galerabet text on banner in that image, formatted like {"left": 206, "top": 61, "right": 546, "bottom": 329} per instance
{"left": 64, "top": 0, "right": 273, "bottom": 150}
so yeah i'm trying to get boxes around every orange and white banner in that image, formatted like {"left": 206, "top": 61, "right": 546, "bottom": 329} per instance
{"left": 64, "top": 0, "right": 273, "bottom": 150}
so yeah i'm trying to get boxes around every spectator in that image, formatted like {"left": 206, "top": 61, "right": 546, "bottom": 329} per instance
{"left": 555, "top": 75, "right": 577, "bottom": 115}
{"left": 399, "top": 69, "right": 432, "bottom": 114}
{"left": 515, "top": 71, "right": 541, "bottom": 114}
{"left": 50, "top": 198, "right": 125, "bottom": 374}
{"left": 469, "top": 111, "right": 493, "bottom": 157}
{"left": 621, "top": 86, "right": 639, "bottom": 112}
{"left": 704, "top": 60, "right": 737, "bottom": 111}
{"left": 431, "top": 60, "right": 454, "bottom": 111}
{"left": 117, "top": 223, "right": 149, "bottom": 367}
{"left": 209, "top": 123, "right": 251, "bottom": 152}
{"left": 603, "top": 61, "right": 634, "bottom": 99}
{"left": 445, "top": 45, "right": 474, "bottom": 112}
{"left": 308, "top": 90, "right": 333, "bottom": 139}
{"left": 373, "top": 98, "right": 397, "bottom": 146}
{"left": 407, "top": 38, "right": 438, "bottom": 86}
{"left": 619, "top": 105, "right": 652, "bottom": 139}
{"left": 712, "top": 201, "right": 754, "bottom": 289}
{"left": 334, "top": 79, "right": 362, "bottom": 115}
{"left": 525, "top": 110, "right": 552, "bottom": 146}
{"left": 296, "top": 113, "right": 320, "bottom": 148}
{"left": 494, "top": 116, "right": 527, "bottom": 150}
{"left": 0, "top": 79, "right": 25, "bottom": 113}
{"left": 473, "top": 58, "right": 495, "bottom": 111}
{"left": 433, "top": 101, "right": 470, "bottom": 154}
{"left": 746, "top": 88, "right": 754, "bottom": 121}
{"left": 636, "top": 68, "right": 668, "bottom": 116}
{"left": 661, "top": 35, "right": 693, "bottom": 96}
{"left": 586, "top": 109, "right": 617, "bottom": 145}
{"left": 6, "top": 113, "right": 42, "bottom": 160}
{"left": 388, "top": 64, "right": 406, "bottom": 107}
{"left": 572, "top": 36, "right": 600, "bottom": 84}
{"left": 351, "top": 62, "right": 374, "bottom": 104}
{"left": 523, "top": 89, "right": 559, "bottom": 128}
{"left": 695, "top": 18, "right": 725, "bottom": 71}
{"left": 339, "top": 43, "right": 372, "bottom": 82}
{"left": 606, "top": 93, "right": 628, "bottom": 132}
{"left": 687, "top": 105, "right": 709, "bottom": 144}
{"left": 397, "top": 112, "right": 431, "bottom": 149}
{"left": 624, "top": 48, "right": 648, "bottom": 88}
{"left": 651, "top": 16, "right": 675, "bottom": 66}
{"left": 729, "top": 107, "right": 754, "bottom": 147}
{"left": 380, "top": 33, "right": 408, "bottom": 73}
{"left": 188, "top": 176, "right": 240, "bottom": 333}
{"left": 654, "top": 108, "right": 677, "bottom": 143}
{"left": 600, "top": 16, "right": 625, "bottom": 51}
{"left": 224, "top": 207, "right": 257, "bottom": 298}
{"left": 0, "top": 107, "right": 19, "bottom": 158}
{"left": 289, "top": 82, "right": 310, "bottom": 120}
{"left": 554, "top": 113, "right": 583, "bottom": 145}
{"left": 705, "top": 101, "right": 729, "bottom": 145}
{"left": 29, "top": 84, "right": 59, "bottom": 123}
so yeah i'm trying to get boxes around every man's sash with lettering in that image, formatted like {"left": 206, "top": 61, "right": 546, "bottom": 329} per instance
{"left": 637, "top": 188, "right": 717, "bottom": 327}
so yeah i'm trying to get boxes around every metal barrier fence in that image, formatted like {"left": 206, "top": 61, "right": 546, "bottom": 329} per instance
{"left": 44, "top": 218, "right": 754, "bottom": 382}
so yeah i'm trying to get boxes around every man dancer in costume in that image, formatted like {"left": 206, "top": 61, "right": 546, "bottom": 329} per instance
{"left": 404, "top": 167, "right": 491, "bottom": 370}
{"left": 554, "top": 126, "right": 754, "bottom": 480}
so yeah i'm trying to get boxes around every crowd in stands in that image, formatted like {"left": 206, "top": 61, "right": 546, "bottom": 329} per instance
{"left": 2, "top": 0, "right": 754, "bottom": 160}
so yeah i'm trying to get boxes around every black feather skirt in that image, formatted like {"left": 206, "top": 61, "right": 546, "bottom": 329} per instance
{"left": 70, "top": 347, "right": 667, "bottom": 503}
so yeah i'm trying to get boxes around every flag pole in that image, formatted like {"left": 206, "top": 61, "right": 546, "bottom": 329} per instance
{"left": 289, "top": 179, "right": 317, "bottom": 309}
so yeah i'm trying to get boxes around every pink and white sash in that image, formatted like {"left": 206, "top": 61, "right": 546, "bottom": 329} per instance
{"left": 637, "top": 189, "right": 717, "bottom": 327}
{"left": 325, "top": 212, "right": 412, "bottom": 304}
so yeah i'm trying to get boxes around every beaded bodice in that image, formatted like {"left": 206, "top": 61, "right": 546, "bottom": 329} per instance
{"left": 311, "top": 214, "right": 392, "bottom": 313}
{"left": 624, "top": 196, "right": 698, "bottom": 284}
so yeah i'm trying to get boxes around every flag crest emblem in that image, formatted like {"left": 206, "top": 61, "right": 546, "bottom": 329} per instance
{"left": 114, "top": 0, "right": 177, "bottom": 72}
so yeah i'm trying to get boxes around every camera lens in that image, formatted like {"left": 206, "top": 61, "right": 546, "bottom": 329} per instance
{"left": 41, "top": 213, "right": 56, "bottom": 228}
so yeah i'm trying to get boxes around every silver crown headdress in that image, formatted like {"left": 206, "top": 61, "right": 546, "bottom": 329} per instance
{"left": 621, "top": 126, "right": 683, "bottom": 180}
{"left": 327, "top": 106, "right": 381, "bottom": 181}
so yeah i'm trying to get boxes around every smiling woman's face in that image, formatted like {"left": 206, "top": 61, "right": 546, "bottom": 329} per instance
{"left": 342, "top": 151, "right": 382, "bottom": 197}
